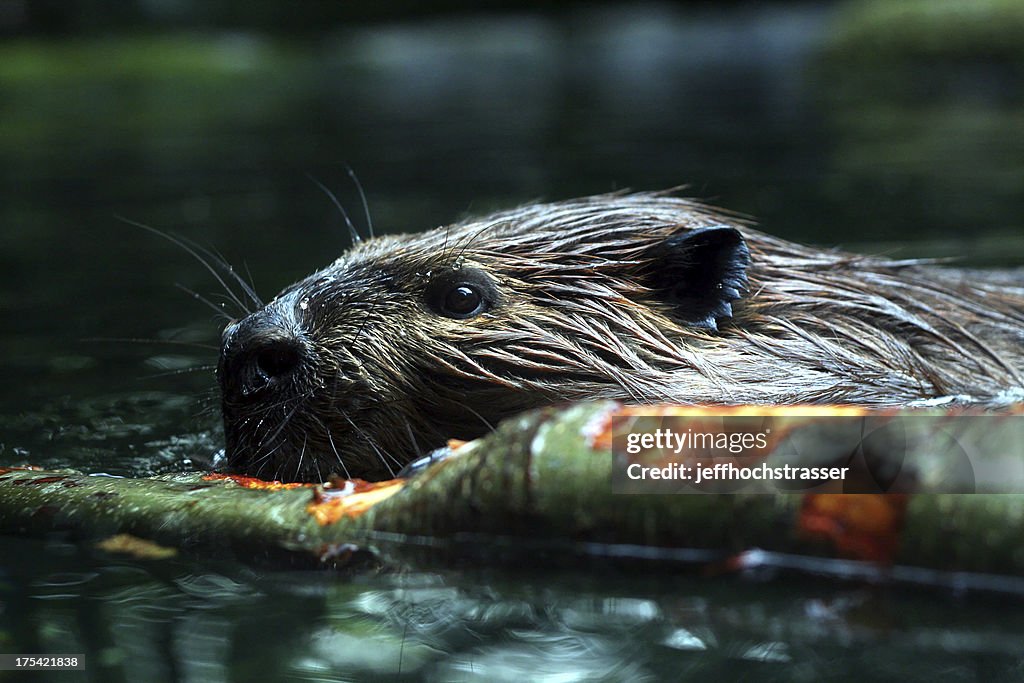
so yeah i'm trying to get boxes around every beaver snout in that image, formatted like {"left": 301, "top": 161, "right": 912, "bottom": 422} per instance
{"left": 218, "top": 309, "right": 305, "bottom": 402}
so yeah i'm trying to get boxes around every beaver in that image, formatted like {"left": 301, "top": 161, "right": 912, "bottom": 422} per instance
{"left": 216, "top": 192, "right": 1024, "bottom": 482}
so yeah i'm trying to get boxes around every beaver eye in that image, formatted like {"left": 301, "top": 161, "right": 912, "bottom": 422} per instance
{"left": 425, "top": 267, "right": 497, "bottom": 319}
{"left": 443, "top": 284, "right": 484, "bottom": 318}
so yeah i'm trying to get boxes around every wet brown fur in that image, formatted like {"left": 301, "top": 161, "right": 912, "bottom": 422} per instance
{"left": 219, "top": 192, "right": 1024, "bottom": 482}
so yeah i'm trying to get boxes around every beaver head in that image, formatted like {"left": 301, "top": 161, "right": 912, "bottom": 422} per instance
{"left": 217, "top": 193, "right": 1024, "bottom": 482}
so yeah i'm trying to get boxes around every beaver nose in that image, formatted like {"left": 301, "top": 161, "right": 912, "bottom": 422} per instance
{"left": 219, "top": 311, "right": 304, "bottom": 401}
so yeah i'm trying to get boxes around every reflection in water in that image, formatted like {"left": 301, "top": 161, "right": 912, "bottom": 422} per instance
{"left": 4, "top": 537, "right": 1022, "bottom": 681}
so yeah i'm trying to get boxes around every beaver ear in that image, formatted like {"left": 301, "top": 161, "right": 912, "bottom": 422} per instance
{"left": 647, "top": 226, "right": 750, "bottom": 331}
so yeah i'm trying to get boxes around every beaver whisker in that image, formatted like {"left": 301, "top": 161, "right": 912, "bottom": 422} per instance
{"left": 294, "top": 433, "right": 309, "bottom": 483}
{"left": 292, "top": 411, "right": 348, "bottom": 481}
{"left": 265, "top": 393, "right": 315, "bottom": 440}
{"left": 172, "top": 279, "right": 240, "bottom": 322}
{"left": 344, "top": 165, "right": 374, "bottom": 240}
{"left": 320, "top": 415, "right": 352, "bottom": 480}
{"left": 119, "top": 216, "right": 260, "bottom": 315}
{"left": 193, "top": 396, "right": 221, "bottom": 421}
{"left": 450, "top": 399, "right": 496, "bottom": 434}
{"left": 306, "top": 173, "right": 364, "bottom": 246}
{"left": 232, "top": 392, "right": 305, "bottom": 418}
{"left": 447, "top": 220, "right": 506, "bottom": 267}
{"left": 253, "top": 441, "right": 284, "bottom": 481}
{"left": 403, "top": 418, "right": 422, "bottom": 457}
{"left": 247, "top": 391, "right": 312, "bottom": 464}
{"left": 139, "top": 364, "right": 217, "bottom": 381}
{"left": 342, "top": 412, "right": 399, "bottom": 478}
{"left": 179, "top": 236, "right": 262, "bottom": 310}
{"left": 200, "top": 240, "right": 263, "bottom": 309}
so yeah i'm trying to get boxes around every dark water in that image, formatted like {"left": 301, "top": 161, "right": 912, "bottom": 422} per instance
{"left": 2, "top": 2, "right": 1024, "bottom": 680}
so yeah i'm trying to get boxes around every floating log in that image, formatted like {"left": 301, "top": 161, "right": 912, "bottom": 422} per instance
{"left": 2, "top": 402, "right": 1024, "bottom": 591}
